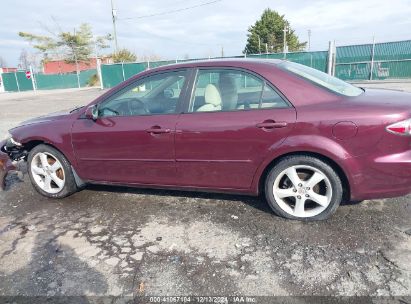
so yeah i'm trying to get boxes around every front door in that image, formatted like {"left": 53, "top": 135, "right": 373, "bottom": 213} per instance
{"left": 72, "top": 69, "right": 189, "bottom": 185}
{"left": 175, "top": 68, "right": 296, "bottom": 190}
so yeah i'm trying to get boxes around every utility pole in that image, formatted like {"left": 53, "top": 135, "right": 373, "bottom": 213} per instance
{"left": 327, "top": 41, "right": 334, "bottom": 75}
{"left": 308, "top": 29, "right": 311, "bottom": 51}
{"left": 94, "top": 39, "right": 104, "bottom": 89}
{"left": 111, "top": 0, "right": 119, "bottom": 53}
{"left": 258, "top": 35, "right": 261, "bottom": 54}
{"left": 74, "top": 52, "right": 80, "bottom": 89}
{"left": 370, "top": 36, "right": 376, "bottom": 80}
{"left": 221, "top": 45, "right": 224, "bottom": 57}
{"left": 73, "top": 28, "right": 81, "bottom": 89}
{"left": 265, "top": 43, "right": 268, "bottom": 54}
{"left": 332, "top": 40, "right": 336, "bottom": 76}
{"left": 283, "top": 25, "right": 289, "bottom": 58}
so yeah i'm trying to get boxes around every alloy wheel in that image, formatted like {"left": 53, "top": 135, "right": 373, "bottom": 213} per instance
{"left": 31, "top": 152, "right": 65, "bottom": 194}
{"left": 272, "top": 165, "right": 332, "bottom": 218}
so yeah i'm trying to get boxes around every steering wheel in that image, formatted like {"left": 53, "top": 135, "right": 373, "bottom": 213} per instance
{"left": 100, "top": 107, "right": 120, "bottom": 116}
{"left": 127, "top": 98, "right": 149, "bottom": 116}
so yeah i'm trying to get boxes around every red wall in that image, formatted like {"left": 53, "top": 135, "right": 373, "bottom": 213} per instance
{"left": 0, "top": 67, "right": 18, "bottom": 73}
{"left": 43, "top": 58, "right": 111, "bottom": 74}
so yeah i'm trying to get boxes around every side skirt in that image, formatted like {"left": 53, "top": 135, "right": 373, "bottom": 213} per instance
{"left": 84, "top": 180, "right": 258, "bottom": 196}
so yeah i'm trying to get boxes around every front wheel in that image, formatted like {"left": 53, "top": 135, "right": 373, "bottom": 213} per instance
{"left": 28, "top": 144, "right": 78, "bottom": 198}
{"left": 265, "top": 155, "right": 343, "bottom": 221}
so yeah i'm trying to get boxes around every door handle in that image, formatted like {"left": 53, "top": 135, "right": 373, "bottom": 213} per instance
{"left": 146, "top": 126, "right": 171, "bottom": 134}
{"left": 256, "top": 120, "right": 288, "bottom": 129}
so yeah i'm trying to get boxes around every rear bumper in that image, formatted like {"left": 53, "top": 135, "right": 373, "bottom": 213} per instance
{"left": 350, "top": 150, "right": 411, "bottom": 200}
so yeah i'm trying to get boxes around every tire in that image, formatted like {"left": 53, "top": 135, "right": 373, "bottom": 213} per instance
{"left": 264, "top": 155, "right": 343, "bottom": 221}
{"left": 27, "top": 144, "right": 78, "bottom": 198}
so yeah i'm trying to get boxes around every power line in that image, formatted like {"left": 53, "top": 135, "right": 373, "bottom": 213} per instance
{"left": 120, "top": 0, "right": 222, "bottom": 20}
{"left": 170, "top": 0, "right": 205, "bottom": 6}
{"left": 132, "top": 27, "right": 214, "bottom": 47}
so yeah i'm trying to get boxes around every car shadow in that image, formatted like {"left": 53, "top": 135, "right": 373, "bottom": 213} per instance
{"left": 340, "top": 200, "right": 364, "bottom": 206}
{"left": 84, "top": 184, "right": 364, "bottom": 214}
{"left": 85, "top": 184, "right": 273, "bottom": 214}
{"left": 0, "top": 231, "right": 108, "bottom": 301}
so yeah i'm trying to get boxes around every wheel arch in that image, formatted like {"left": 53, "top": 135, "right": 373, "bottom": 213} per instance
{"left": 24, "top": 140, "right": 46, "bottom": 154}
{"left": 24, "top": 140, "right": 66, "bottom": 160}
{"left": 256, "top": 151, "right": 351, "bottom": 202}
{"left": 20, "top": 137, "right": 77, "bottom": 165}
{"left": 25, "top": 140, "right": 85, "bottom": 188}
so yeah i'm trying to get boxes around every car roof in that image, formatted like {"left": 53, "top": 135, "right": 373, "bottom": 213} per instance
{"left": 148, "top": 58, "right": 286, "bottom": 73}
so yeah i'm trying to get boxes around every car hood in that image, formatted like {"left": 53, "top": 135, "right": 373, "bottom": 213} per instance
{"left": 12, "top": 107, "right": 83, "bottom": 129}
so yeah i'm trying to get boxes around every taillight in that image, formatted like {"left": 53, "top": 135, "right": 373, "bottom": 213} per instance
{"left": 386, "top": 119, "right": 411, "bottom": 136}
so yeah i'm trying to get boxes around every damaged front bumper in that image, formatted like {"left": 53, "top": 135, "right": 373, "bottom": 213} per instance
{"left": 0, "top": 139, "right": 24, "bottom": 190}
{"left": 1, "top": 137, "right": 28, "bottom": 161}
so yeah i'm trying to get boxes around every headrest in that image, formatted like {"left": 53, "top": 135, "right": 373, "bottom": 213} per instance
{"left": 204, "top": 84, "right": 222, "bottom": 106}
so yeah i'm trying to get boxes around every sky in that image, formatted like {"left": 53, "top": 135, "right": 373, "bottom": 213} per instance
{"left": 1, "top": 0, "right": 411, "bottom": 67}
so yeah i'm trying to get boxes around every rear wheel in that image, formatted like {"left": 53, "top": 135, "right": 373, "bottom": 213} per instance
{"left": 28, "top": 144, "right": 78, "bottom": 198}
{"left": 265, "top": 155, "right": 343, "bottom": 221}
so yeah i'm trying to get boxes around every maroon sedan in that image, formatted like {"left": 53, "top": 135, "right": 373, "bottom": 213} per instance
{"left": 2, "top": 59, "right": 411, "bottom": 220}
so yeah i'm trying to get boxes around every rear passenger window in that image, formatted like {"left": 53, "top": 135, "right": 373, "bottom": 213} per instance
{"left": 261, "top": 84, "right": 287, "bottom": 108}
{"left": 189, "top": 69, "right": 288, "bottom": 113}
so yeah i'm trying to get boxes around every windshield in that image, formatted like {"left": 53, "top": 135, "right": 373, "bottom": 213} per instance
{"left": 278, "top": 61, "right": 363, "bottom": 97}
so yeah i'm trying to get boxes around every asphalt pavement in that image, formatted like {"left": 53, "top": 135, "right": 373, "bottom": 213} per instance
{"left": 0, "top": 84, "right": 410, "bottom": 299}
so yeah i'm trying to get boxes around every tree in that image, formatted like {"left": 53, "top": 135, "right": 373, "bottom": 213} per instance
{"left": 244, "top": 9, "right": 306, "bottom": 54}
{"left": 18, "top": 32, "right": 58, "bottom": 61}
{"left": 111, "top": 48, "right": 137, "bottom": 63}
{"left": 18, "top": 23, "right": 111, "bottom": 63}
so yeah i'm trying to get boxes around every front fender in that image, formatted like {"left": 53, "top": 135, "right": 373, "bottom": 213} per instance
{"left": 9, "top": 120, "right": 77, "bottom": 167}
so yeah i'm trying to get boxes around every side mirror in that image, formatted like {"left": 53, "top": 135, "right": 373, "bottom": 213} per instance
{"left": 85, "top": 105, "right": 98, "bottom": 121}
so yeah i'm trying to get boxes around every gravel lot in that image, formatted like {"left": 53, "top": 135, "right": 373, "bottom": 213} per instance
{"left": 0, "top": 83, "right": 410, "bottom": 299}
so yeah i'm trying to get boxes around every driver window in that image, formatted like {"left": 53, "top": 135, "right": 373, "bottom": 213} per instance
{"left": 99, "top": 70, "right": 187, "bottom": 117}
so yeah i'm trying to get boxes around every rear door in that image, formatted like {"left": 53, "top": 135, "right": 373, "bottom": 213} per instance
{"left": 175, "top": 68, "right": 296, "bottom": 190}
{"left": 72, "top": 69, "right": 189, "bottom": 185}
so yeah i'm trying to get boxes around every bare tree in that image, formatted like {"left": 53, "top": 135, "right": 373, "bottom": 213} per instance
{"left": 19, "top": 49, "right": 30, "bottom": 70}
{"left": 0, "top": 56, "right": 7, "bottom": 68}
{"left": 141, "top": 53, "right": 162, "bottom": 62}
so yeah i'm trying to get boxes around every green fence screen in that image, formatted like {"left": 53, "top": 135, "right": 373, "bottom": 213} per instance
{"left": 249, "top": 51, "right": 328, "bottom": 72}
{"left": 2, "top": 69, "right": 96, "bottom": 92}
{"left": 2, "top": 40, "right": 411, "bottom": 91}
{"left": 2, "top": 71, "right": 33, "bottom": 91}
{"left": 36, "top": 69, "right": 97, "bottom": 90}
{"left": 101, "top": 63, "right": 147, "bottom": 88}
{"left": 99, "top": 52, "right": 329, "bottom": 89}
{"left": 335, "top": 40, "right": 411, "bottom": 80}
